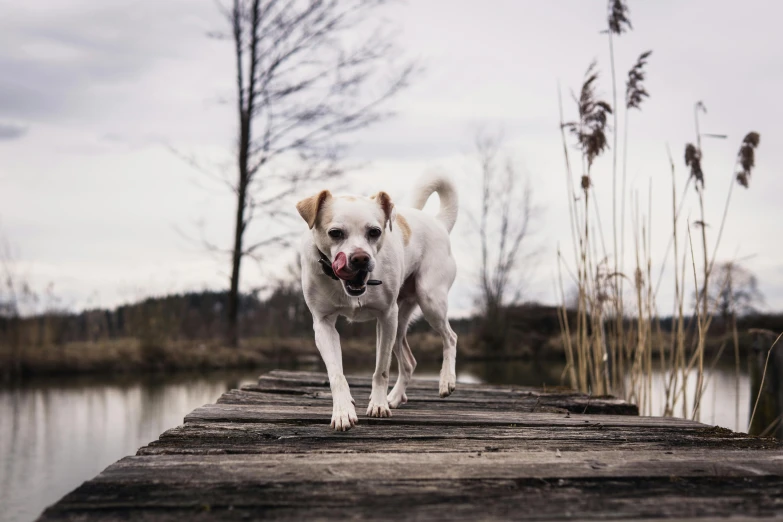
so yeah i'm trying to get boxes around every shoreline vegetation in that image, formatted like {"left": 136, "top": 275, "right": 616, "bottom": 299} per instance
{"left": 1, "top": 302, "right": 776, "bottom": 383}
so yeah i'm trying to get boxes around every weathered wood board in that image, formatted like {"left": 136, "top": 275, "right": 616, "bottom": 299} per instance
{"left": 39, "top": 370, "right": 783, "bottom": 521}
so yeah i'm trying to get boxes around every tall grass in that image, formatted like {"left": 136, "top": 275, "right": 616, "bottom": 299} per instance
{"left": 557, "top": 3, "right": 765, "bottom": 423}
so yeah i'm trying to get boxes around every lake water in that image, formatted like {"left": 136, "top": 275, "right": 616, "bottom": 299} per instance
{"left": 0, "top": 360, "right": 752, "bottom": 522}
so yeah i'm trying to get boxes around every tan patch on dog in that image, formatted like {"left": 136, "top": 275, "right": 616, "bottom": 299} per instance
{"left": 296, "top": 190, "right": 332, "bottom": 229}
{"left": 320, "top": 200, "right": 333, "bottom": 227}
{"left": 396, "top": 213, "right": 411, "bottom": 246}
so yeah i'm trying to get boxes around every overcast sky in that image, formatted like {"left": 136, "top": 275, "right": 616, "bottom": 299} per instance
{"left": 1, "top": 0, "right": 782, "bottom": 316}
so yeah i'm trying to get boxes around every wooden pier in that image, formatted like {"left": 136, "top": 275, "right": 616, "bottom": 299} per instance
{"left": 40, "top": 370, "right": 783, "bottom": 520}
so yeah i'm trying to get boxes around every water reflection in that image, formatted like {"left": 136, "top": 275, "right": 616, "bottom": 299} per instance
{"left": 644, "top": 365, "right": 751, "bottom": 433}
{"left": 0, "top": 361, "right": 752, "bottom": 522}
{"left": 0, "top": 371, "right": 260, "bottom": 522}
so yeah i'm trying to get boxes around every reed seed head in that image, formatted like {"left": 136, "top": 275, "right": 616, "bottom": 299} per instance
{"left": 684, "top": 143, "right": 704, "bottom": 188}
{"left": 736, "top": 131, "right": 760, "bottom": 189}
{"left": 564, "top": 61, "right": 613, "bottom": 172}
{"left": 608, "top": 0, "right": 632, "bottom": 35}
{"left": 626, "top": 51, "right": 652, "bottom": 111}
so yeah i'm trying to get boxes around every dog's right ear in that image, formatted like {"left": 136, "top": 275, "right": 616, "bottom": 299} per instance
{"left": 296, "top": 190, "right": 332, "bottom": 229}
{"left": 372, "top": 191, "right": 395, "bottom": 232}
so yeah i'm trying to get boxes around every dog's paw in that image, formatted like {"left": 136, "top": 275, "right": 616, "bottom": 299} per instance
{"left": 439, "top": 368, "right": 456, "bottom": 398}
{"left": 387, "top": 387, "right": 408, "bottom": 409}
{"left": 330, "top": 396, "right": 358, "bottom": 431}
{"left": 366, "top": 398, "right": 392, "bottom": 418}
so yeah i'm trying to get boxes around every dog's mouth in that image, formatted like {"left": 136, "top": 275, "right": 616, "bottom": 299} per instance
{"left": 342, "top": 271, "right": 369, "bottom": 296}
{"left": 318, "top": 251, "right": 381, "bottom": 296}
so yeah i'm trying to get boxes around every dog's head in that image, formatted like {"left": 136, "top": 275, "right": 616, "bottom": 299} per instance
{"left": 296, "top": 190, "right": 395, "bottom": 297}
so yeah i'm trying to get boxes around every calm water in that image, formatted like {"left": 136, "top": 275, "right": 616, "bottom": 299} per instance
{"left": 0, "top": 360, "right": 751, "bottom": 522}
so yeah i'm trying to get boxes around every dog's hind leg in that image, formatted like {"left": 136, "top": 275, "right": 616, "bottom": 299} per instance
{"left": 388, "top": 298, "right": 418, "bottom": 408}
{"left": 417, "top": 286, "right": 458, "bottom": 398}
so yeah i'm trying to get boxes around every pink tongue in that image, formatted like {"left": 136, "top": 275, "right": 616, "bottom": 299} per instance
{"left": 331, "top": 252, "right": 356, "bottom": 280}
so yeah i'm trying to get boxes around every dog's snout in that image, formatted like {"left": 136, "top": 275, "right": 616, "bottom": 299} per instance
{"left": 350, "top": 250, "right": 370, "bottom": 268}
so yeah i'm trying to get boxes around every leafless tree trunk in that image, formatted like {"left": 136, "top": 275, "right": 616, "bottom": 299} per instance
{"left": 473, "top": 131, "right": 535, "bottom": 352}
{"left": 215, "top": 0, "right": 414, "bottom": 346}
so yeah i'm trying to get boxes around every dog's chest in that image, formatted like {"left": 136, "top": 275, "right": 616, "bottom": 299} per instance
{"left": 331, "top": 292, "right": 387, "bottom": 322}
{"left": 340, "top": 305, "right": 377, "bottom": 322}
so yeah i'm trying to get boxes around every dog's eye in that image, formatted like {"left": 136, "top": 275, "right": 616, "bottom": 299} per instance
{"left": 328, "top": 229, "right": 344, "bottom": 239}
{"left": 367, "top": 227, "right": 382, "bottom": 239}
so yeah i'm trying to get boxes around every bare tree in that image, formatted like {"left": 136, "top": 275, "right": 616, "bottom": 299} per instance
{"left": 0, "top": 237, "right": 38, "bottom": 379}
{"left": 472, "top": 131, "right": 536, "bottom": 351}
{"left": 214, "top": 0, "right": 414, "bottom": 346}
{"left": 703, "top": 261, "right": 764, "bottom": 323}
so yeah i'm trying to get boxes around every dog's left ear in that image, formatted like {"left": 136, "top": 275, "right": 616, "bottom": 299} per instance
{"left": 372, "top": 191, "right": 395, "bottom": 232}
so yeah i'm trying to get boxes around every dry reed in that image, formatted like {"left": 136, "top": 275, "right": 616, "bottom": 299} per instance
{"left": 557, "top": 3, "right": 765, "bottom": 429}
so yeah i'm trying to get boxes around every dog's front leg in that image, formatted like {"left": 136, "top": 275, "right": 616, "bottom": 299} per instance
{"left": 367, "top": 305, "right": 398, "bottom": 418}
{"left": 313, "top": 315, "right": 358, "bottom": 431}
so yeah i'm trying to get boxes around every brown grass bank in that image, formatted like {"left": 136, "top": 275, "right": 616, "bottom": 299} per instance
{"left": 0, "top": 331, "right": 507, "bottom": 382}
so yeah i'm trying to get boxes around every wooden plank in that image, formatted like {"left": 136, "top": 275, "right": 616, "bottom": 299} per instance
{"left": 253, "top": 370, "right": 639, "bottom": 415}
{"left": 261, "top": 370, "right": 574, "bottom": 394}
{"left": 219, "top": 389, "right": 571, "bottom": 414}
{"left": 40, "top": 477, "right": 783, "bottom": 521}
{"left": 185, "top": 402, "right": 702, "bottom": 429}
{"left": 48, "top": 451, "right": 783, "bottom": 483}
{"left": 39, "top": 453, "right": 783, "bottom": 521}
{"left": 249, "top": 380, "right": 556, "bottom": 399}
{"left": 246, "top": 381, "right": 582, "bottom": 402}
{"left": 238, "top": 385, "right": 638, "bottom": 415}
{"left": 138, "top": 421, "right": 783, "bottom": 456}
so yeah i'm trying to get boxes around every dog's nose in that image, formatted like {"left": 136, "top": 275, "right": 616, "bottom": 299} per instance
{"left": 350, "top": 250, "right": 370, "bottom": 268}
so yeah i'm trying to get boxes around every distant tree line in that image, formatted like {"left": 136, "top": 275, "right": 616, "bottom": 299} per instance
{"left": 0, "top": 286, "right": 570, "bottom": 353}
{"left": 0, "top": 287, "right": 307, "bottom": 347}
{"left": 0, "top": 282, "right": 778, "bottom": 357}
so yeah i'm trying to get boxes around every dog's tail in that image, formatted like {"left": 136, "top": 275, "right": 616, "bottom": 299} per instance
{"left": 411, "top": 171, "right": 459, "bottom": 234}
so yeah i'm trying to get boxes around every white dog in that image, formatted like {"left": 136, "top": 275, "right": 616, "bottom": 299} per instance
{"left": 295, "top": 172, "right": 459, "bottom": 431}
